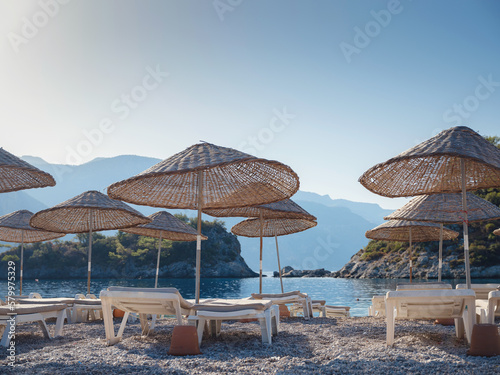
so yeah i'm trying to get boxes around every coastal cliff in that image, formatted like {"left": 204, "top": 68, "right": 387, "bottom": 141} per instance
{"left": 0, "top": 216, "right": 258, "bottom": 279}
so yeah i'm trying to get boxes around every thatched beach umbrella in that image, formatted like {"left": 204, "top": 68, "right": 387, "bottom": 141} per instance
{"left": 232, "top": 217, "right": 317, "bottom": 292}
{"left": 385, "top": 193, "right": 500, "bottom": 281}
{"left": 122, "top": 211, "right": 208, "bottom": 288}
{"left": 108, "top": 142, "right": 299, "bottom": 302}
{"left": 0, "top": 210, "right": 65, "bottom": 295}
{"left": 365, "top": 220, "right": 459, "bottom": 282}
{"left": 359, "top": 126, "right": 500, "bottom": 288}
{"left": 494, "top": 228, "right": 500, "bottom": 236}
{"left": 30, "top": 190, "right": 151, "bottom": 294}
{"left": 0, "top": 148, "right": 55, "bottom": 193}
{"left": 205, "top": 199, "right": 316, "bottom": 293}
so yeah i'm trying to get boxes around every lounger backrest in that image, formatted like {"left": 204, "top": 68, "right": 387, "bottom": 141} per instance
{"left": 386, "top": 289, "right": 475, "bottom": 319}
{"left": 193, "top": 298, "right": 273, "bottom": 312}
{"left": 106, "top": 286, "right": 193, "bottom": 309}
{"left": 251, "top": 291, "right": 305, "bottom": 299}
{"left": 396, "top": 283, "right": 452, "bottom": 291}
{"left": 456, "top": 284, "right": 500, "bottom": 299}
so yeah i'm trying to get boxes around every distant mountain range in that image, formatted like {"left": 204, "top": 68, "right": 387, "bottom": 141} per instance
{"left": 0, "top": 155, "right": 393, "bottom": 272}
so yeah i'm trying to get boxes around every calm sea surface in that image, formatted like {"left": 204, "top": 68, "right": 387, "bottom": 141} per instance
{"left": 4, "top": 275, "right": 500, "bottom": 317}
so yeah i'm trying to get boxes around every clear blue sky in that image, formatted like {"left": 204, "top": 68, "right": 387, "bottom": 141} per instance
{"left": 1, "top": 0, "right": 499, "bottom": 209}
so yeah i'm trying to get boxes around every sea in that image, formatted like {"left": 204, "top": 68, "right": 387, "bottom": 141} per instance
{"left": 4, "top": 274, "right": 500, "bottom": 317}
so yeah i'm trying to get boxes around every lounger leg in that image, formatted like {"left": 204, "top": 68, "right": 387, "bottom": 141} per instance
{"left": 37, "top": 318, "right": 51, "bottom": 339}
{"left": 101, "top": 299, "right": 120, "bottom": 345}
{"left": 455, "top": 317, "right": 464, "bottom": 339}
{"left": 271, "top": 306, "right": 279, "bottom": 336}
{"left": 464, "top": 299, "right": 475, "bottom": 344}
{"left": 151, "top": 314, "right": 157, "bottom": 330}
{"left": 1, "top": 318, "right": 15, "bottom": 347}
{"left": 139, "top": 313, "right": 150, "bottom": 336}
{"left": 259, "top": 310, "right": 272, "bottom": 345}
{"left": 116, "top": 312, "right": 130, "bottom": 339}
{"left": 54, "top": 309, "right": 66, "bottom": 337}
{"left": 386, "top": 302, "right": 395, "bottom": 346}
{"left": 174, "top": 300, "right": 183, "bottom": 325}
{"left": 488, "top": 302, "right": 496, "bottom": 325}
{"left": 196, "top": 318, "right": 205, "bottom": 346}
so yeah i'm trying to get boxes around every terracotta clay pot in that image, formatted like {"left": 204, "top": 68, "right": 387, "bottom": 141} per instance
{"left": 168, "top": 325, "right": 201, "bottom": 356}
{"left": 467, "top": 324, "right": 500, "bottom": 357}
{"left": 279, "top": 305, "right": 290, "bottom": 318}
{"left": 113, "top": 308, "right": 125, "bottom": 318}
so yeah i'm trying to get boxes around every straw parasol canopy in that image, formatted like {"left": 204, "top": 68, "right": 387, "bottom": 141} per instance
{"left": 204, "top": 198, "right": 316, "bottom": 220}
{"left": 359, "top": 126, "right": 500, "bottom": 288}
{"left": 359, "top": 127, "right": 500, "bottom": 197}
{"left": 0, "top": 148, "right": 55, "bottom": 193}
{"left": 122, "top": 211, "right": 208, "bottom": 287}
{"left": 384, "top": 193, "right": 500, "bottom": 223}
{"left": 365, "top": 220, "right": 459, "bottom": 282}
{"left": 107, "top": 142, "right": 299, "bottom": 210}
{"left": 205, "top": 199, "right": 316, "bottom": 293}
{"left": 108, "top": 142, "right": 300, "bottom": 303}
{"left": 384, "top": 192, "right": 500, "bottom": 281}
{"left": 0, "top": 210, "right": 65, "bottom": 295}
{"left": 366, "top": 220, "right": 459, "bottom": 242}
{"left": 232, "top": 217, "right": 317, "bottom": 238}
{"left": 232, "top": 217, "right": 317, "bottom": 293}
{"left": 30, "top": 190, "right": 151, "bottom": 294}
{"left": 494, "top": 228, "right": 500, "bottom": 236}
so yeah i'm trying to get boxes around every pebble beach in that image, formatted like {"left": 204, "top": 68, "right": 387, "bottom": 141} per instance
{"left": 2, "top": 316, "right": 499, "bottom": 374}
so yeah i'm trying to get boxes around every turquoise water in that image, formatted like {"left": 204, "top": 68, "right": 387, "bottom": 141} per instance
{"left": 4, "top": 276, "right": 500, "bottom": 317}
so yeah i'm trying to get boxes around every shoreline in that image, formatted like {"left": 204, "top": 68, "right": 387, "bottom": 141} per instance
{"left": 1, "top": 316, "right": 499, "bottom": 374}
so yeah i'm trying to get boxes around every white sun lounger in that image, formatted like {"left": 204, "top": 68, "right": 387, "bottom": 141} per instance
{"left": 385, "top": 289, "right": 476, "bottom": 346}
{"left": 187, "top": 299, "right": 279, "bottom": 346}
{"left": 72, "top": 294, "right": 103, "bottom": 323}
{"left": 290, "top": 300, "right": 350, "bottom": 318}
{"left": 370, "top": 283, "right": 453, "bottom": 317}
{"left": 369, "top": 296, "right": 386, "bottom": 317}
{"left": 396, "top": 283, "right": 452, "bottom": 291}
{"left": 455, "top": 283, "right": 500, "bottom": 299}
{"left": 99, "top": 287, "right": 194, "bottom": 345}
{"left": 16, "top": 294, "right": 77, "bottom": 324}
{"left": 477, "top": 290, "right": 500, "bottom": 324}
{"left": 456, "top": 284, "right": 500, "bottom": 322}
{"left": 0, "top": 303, "right": 67, "bottom": 346}
{"left": 251, "top": 291, "right": 312, "bottom": 319}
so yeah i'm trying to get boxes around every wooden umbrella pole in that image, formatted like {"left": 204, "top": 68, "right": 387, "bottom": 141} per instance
{"left": 275, "top": 234, "right": 284, "bottom": 293}
{"left": 259, "top": 211, "right": 263, "bottom": 294}
{"left": 195, "top": 170, "right": 203, "bottom": 303}
{"left": 20, "top": 230, "right": 24, "bottom": 296}
{"left": 409, "top": 227, "right": 412, "bottom": 283}
{"left": 87, "top": 209, "right": 93, "bottom": 295}
{"left": 460, "top": 159, "right": 471, "bottom": 289}
{"left": 155, "top": 232, "right": 162, "bottom": 288}
{"left": 438, "top": 223, "right": 443, "bottom": 282}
